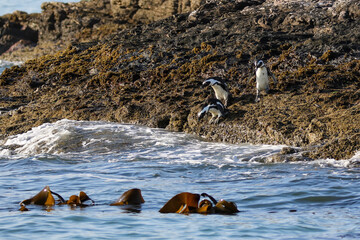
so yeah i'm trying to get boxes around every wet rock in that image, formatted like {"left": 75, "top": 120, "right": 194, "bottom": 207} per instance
{"left": 266, "top": 147, "right": 304, "bottom": 163}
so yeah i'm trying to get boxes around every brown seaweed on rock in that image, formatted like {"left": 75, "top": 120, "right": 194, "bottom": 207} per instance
{"left": 0, "top": 0, "right": 359, "bottom": 161}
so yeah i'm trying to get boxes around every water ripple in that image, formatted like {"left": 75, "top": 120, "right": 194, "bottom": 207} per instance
{"left": 0, "top": 120, "right": 359, "bottom": 239}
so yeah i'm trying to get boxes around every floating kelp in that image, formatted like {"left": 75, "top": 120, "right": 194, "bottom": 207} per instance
{"left": 159, "top": 192, "right": 239, "bottom": 214}
{"left": 110, "top": 188, "right": 145, "bottom": 206}
{"left": 159, "top": 192, "right": 200, "bottom": 214}
{"left": 19, "top": 186, "right": 65, "bottom": 210}
{"left": 201, "top": 193, "right": 239, "bottom": 214}
{"left": 66, "top": 191, "right": 94, "bottom": 207}
{"left": 19, "top": 187, "right": 238, "bottom": 214}
{"left": 19, "top": 205, "right": 29, "bottom": 212}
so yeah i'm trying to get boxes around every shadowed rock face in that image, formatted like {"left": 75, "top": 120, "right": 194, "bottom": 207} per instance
{"left": 0, "top": 11, "right": 39, "bottom": 56}
{"left": 0, "top": 0, "right": 359, "bottom": 161}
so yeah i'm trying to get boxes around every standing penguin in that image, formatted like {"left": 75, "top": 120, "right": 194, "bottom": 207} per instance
{"left": 198, "top": 98, "right": 226, "bottom": 124}
{"left": 254, "top": 60, "right": 277, "bottom": 102}
{"left": 202, "top": 77, "right": 230, "bottom": 107}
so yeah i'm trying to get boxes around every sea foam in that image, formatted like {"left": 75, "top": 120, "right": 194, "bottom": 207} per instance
{"left": 0, "top": 119, "right": 357, "bottom": 168}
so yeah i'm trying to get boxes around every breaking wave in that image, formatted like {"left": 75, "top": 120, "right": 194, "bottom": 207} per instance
{"left": 0, "top": 119, "right": 358, "bottom": 168}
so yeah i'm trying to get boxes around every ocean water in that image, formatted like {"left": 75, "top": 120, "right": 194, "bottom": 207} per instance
{"left": 0, "top": 60, "right": 22, "bottom": 73}
{"left": 0, "top": 0, "right": 80, "bottom": 16}
{"left": 0, "top": 119, "right": 359, "bottom": 239}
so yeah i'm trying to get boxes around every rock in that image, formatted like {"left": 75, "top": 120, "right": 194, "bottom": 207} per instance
{"left": 0, "top": 0, "right": 359, "bottom": 160}
{"left": 110, "top": 0, "right": 204, "bottom": 23}
{"left": 0, "top": 11, "right": 38, "bottom": 55}
{"left": 1, "top": 0, "right": 206, "bottom": 60}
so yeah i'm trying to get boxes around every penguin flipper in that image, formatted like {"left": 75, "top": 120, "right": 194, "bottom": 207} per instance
{"left": 267, "top": 66, "right": 277, "bottom": 85}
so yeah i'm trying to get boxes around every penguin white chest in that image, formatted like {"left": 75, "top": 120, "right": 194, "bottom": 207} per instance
{"left": 208, "top": 107, "right": 222, "bottom": 117}
{"left": 256, "top": 67, "right": 269, "bottom": 91}
{"left": 211, "top": 84, "right": 228, "bottom": 101}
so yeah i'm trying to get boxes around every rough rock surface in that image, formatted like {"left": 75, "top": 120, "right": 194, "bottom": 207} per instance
{"left": 0, "top": 0, "right": 359, "bottom": 161}
{"left": 0, "top": 0, "right": 205, "bottom": 60}
{"left": 110, "top": 0, "right": 204, "bottom": 23}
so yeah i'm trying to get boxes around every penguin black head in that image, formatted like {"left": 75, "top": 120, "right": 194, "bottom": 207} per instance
{"left": 197, "top": 98, "right": 225, "bottom": 123}
{"left": 198, "top": 109, "right": 206, "bottom": 120}
{"left": 202, "top": 80, "right": 211, "bottom": 88}
{"left": 202, "top": 77, "right": 230, "bottom": 106}
{"left": 202, "top": 77, "right": 227, "bottom": 88}
{"left": 255, "top": 60, "right": 265, "bottom": 68}
{"left": 206, "top": 98, "right": 225, "bottom": 112}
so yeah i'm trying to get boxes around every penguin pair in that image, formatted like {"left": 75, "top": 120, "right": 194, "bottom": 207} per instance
{"left": 198, "top": 77, "right": 230, "bottom": 124}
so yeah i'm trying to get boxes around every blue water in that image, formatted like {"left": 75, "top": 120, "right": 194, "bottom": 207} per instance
{"left": 0, "top": 119, "right": 359, "bottom": 239}
{"left": 0, "top": 60, "right": 22, "bottom": 74}
{"left": 0, "top": 0, "right": 80, "bottom": 16}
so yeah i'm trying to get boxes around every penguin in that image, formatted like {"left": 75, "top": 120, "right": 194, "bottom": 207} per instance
{"left": 254, "top": 60, "right": 277, "bottom": 102}
{"left": 198, "top": 98, "right": 225, "bottom": 124}
{"left": 202, "top": 77, "right": 230, "bottom": 107}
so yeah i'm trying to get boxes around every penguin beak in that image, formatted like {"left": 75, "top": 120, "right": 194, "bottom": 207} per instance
{"left": 256, "top": 61, "right": 264, "bottom": 68}
{"left": 198, "top": 111, "right": 205, "bottom": 120}
{"left": 202, "top": 81, "right": 209, "bottom": 88}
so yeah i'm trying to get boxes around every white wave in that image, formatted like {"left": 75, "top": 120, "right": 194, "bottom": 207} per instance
{"left": 0, "top": 59, "right": 23, "bottom": 75}
{"left": 0, "top": 119, "right": 177, "bottom": 157}
{"left": 0, "top": 119, "right": 138, "bottom": 157}
{"left": 0, "top": 119, "right": 286, "bottom": 166}
{"left": 308, "top": 159, "right": 353, "bottom": 168}
{"left": 1, "top": 119, "right": 73, "bottom": 156}
{"left": 0, "top": 59, "right": 23, "bottom": 68}
{"left": 296, "top": 151, "right": 360, "bottom": 169}
{"left": 157, "top": 143, "right": 285, "bottom": 167}
{"left": 1, "top": 119, "right": 357, "bottom": 169}
{"left": 350, "top": 150, "right": 360, "bottom": 161}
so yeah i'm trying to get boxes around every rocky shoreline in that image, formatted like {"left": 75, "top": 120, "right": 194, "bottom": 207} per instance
{"left": 0, "top": 0, "right": 359, "bottom": 161}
